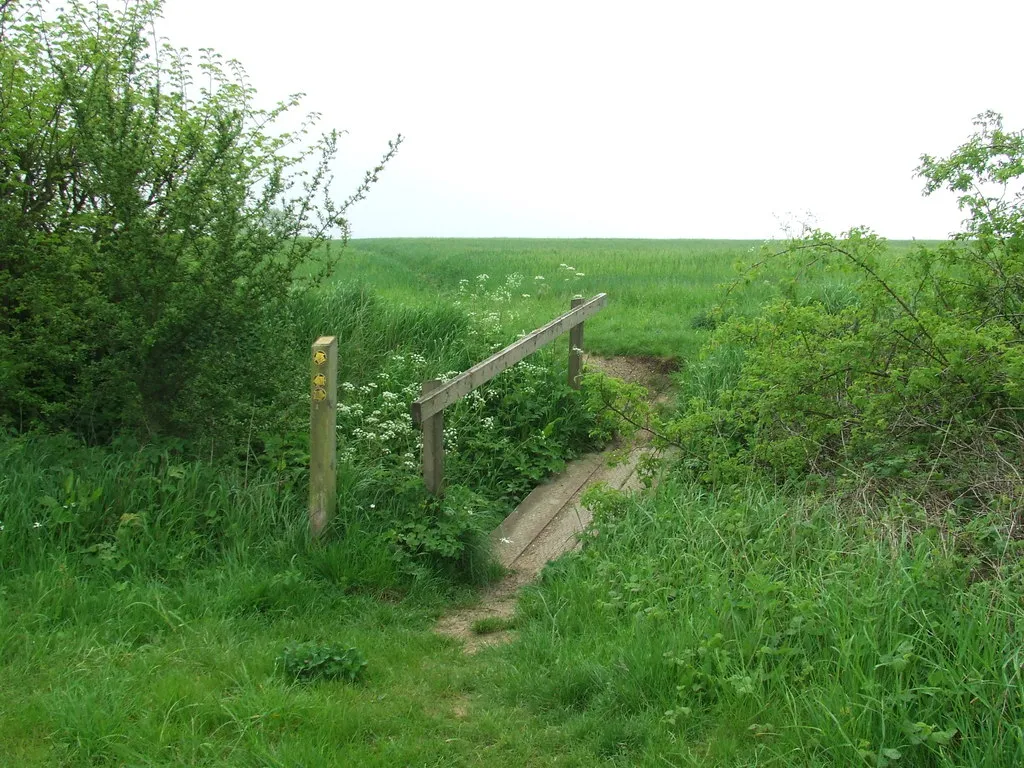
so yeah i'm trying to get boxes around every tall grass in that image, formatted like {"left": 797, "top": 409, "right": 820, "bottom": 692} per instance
{"left": 0, "top": 274, "right": 605, "bottom": 765}
{"left": 500, "top": 481, "right": 1024, "bottom": 766}
{"left": 0, "top": 432, "right": 399, "bottom": 585}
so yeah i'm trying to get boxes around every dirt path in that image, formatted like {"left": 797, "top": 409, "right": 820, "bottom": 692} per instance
{"left": 435, "top": 355, "right": 674, "bottom": 652}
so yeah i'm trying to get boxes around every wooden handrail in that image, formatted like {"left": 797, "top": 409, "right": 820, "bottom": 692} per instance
{"left": 410, "top": 293, "right": 607, "bottom": 425}
{"left": 411, "top": 293, "right": 607, "bottom": 497}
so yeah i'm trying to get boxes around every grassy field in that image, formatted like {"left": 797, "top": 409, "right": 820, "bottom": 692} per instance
{"left": 3, "top": 238, "right": 1021, "bottom": 766}
{"left": 338, "top": 238, "right": 763, "bottom": 361}
{"left": 335, "top": 238, "right": 932, "bottom": 362}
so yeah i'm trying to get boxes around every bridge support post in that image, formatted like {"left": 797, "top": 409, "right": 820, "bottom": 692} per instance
{"left": 421, "top": 378, "right": 445, "bottom": 496}
{"left": 568, "top": 296, "right": 585, "bottom": 389}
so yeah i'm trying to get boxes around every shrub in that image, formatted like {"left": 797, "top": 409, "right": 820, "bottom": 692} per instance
{"left": 0, "top": 0, "right": 398, "bottom": 442}
{"left": 669, "top": 113, "right": 1024, "bottom": 507}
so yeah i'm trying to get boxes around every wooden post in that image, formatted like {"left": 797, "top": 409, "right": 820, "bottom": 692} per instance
{"left": 568, "top": 296, "right": 585, "bottom": 389}
{"left": 309, "top": 336, "right": 338, "bottom": 538}
{"left": 421, "top": 378, "right": 445, "bottom": 496}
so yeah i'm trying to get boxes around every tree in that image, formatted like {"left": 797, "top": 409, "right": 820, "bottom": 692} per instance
{"left": 0, "top": 0, "right": 399, "bottom": 440}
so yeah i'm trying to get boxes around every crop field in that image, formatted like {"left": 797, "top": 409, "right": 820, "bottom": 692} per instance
{"left": 339, "top": 238, "right": 763, "bottom": 359}
{"left": 336, "top": 237, "right": 930, "bottom": 361}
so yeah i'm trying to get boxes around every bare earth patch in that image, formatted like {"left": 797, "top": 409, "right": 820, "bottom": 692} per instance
{"left": 434, "top": 568, "right": 530, "bottom": 653}
{"left": 584, "top": 353, "right": 678, "bottom": 394}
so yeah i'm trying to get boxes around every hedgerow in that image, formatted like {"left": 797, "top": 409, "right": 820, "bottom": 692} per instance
{"left": 668, "top": 113, "right": 1024, "bottom": 511}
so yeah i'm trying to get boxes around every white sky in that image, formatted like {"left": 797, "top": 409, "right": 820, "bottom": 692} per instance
{"left": 157, "top": 0, "right": 1024, "bottom": 240}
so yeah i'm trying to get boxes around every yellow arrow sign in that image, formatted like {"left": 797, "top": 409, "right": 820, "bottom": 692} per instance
{"left": 313, "top": 373, "right": 326, "bottom": 387}
{"left": 312, "top": 387, "right": 327, "bottom": 402}
{"left": 313, "top": 350, "right": 327, "bottom": 365}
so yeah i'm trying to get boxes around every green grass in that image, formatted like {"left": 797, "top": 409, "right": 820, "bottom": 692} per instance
{"left": 332, "top": 238, "right": 933, "bottom": 362}
{"left": 0, "top": 431, "right": 606, "bottom": 766}
{"left": 472, "top": 616, "right": 518, "bottom": 635}
{"left": 3, "top": 238, "right": 1017, "bottom": 766}
{"left": 0, "top": 274, "right": 606, "bottom": 765}
{"left": 335, "top": 238, "right": 763, "bottom": 360}
{"left": 0, "top": 557, "right": 609, "bottom": 766}
{"left": 500, "top": 481, "right": 1024, "bottom": 766}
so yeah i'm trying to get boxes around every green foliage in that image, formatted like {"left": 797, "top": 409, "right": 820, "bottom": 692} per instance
{"left": 0, "top": 432, "right": 308, "bottom": 577}
{"left": 580, "top": 370, "right": 653, "bottom": 444}
{"left": 503, "top": 482, "right": 1023, "bottom": 765}
{"left": 1, "top": 274, "right": 603, "bottom": 580}
{"left": 0, "top": 0, "right": 398, "bottom": 441}
{"left": 668, "top": 113, "right": 1024, "bottom": 504}
{"left": 277, "top": 642, "right": 367, "bottom": 683}
{"left": 388, "top": 485, "right": 493, "bottom": 581}
{"left": 305, "top": 276, "right": 602, "bottom": 573}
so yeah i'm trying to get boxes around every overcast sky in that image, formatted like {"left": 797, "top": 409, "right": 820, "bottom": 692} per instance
{"left": 157, "top": 0, "right": 1023, "bottom": 240}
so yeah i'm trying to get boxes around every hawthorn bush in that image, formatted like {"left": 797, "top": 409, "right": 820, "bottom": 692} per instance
{"left": 671, "top": 112, "right": 1024, "bottom": 509}
{"left": 0, "top": 0, "right": 397, "bottom": 442}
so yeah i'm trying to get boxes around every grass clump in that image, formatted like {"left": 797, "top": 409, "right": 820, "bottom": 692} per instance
{"left": 471, "top": 616, "right": 517, "bottom": 635}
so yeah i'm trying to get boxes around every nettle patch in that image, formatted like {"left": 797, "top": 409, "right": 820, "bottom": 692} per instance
{"left": 277, "top": 642, "right": 367, "bottom": 684}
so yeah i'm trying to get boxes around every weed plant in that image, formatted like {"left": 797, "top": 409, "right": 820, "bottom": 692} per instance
{"left": 277, "top": 642, "right": 368, "bottom": 683}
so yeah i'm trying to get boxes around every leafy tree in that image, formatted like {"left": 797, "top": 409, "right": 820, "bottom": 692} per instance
{"left": 0, "top": 0, "right": 399, "bottom": 440}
